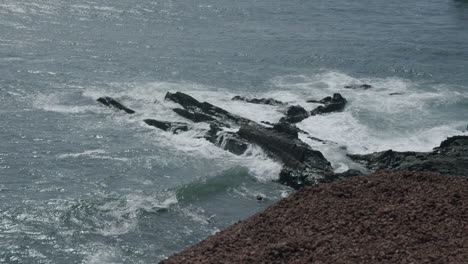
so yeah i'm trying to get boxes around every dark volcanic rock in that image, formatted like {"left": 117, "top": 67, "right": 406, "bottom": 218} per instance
{"left": 310, "top": 93, "right": 347, "bottom": 116}
{"left": 172, "top": 108, "right": 216, "bottom": 123}
{"left": 161, "top": 171, "right": 468, "bottom": 264}
{"left": 232, "top": 95, "right": 286, "bottom": 106}
{"left": 97, "top": 97, "right": 135, "bottom": 114}
{"left": 344, "top": 83, "right": 372, "bottom": 90}
{"left": 143, "top": 119, "right": 188, "bottom": 134}
{"left": 349, "top": 135, "right": 468, "bottom": 177}
{"left": 238, "top": 122, "right": 333, "bottom": 188}
{"left": 279, "top": 105, "right": 309, "bottom": 123}
{"left": 216, "top": 132, "right": 249, "bottom": 155}
{"left": 203, "top": 123, "right": 249, "bottom": 155}
{"left": 165, "top": 92, "right": 251, "bottom": 125}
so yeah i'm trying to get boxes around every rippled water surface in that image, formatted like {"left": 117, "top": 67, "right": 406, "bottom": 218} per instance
{"left": 1, "top": 0, "right": 467, "bottom": 263}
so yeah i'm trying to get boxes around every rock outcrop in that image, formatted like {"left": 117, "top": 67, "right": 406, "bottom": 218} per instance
{"left": 279, "top": 105, "right": 309, "bottom": 123}
{"left": 310, "top": 93, "right": 347, "bottom": 116}
{"left": 97, "top": 97, "right": 135, "bottom": 114}
{"left": 349, "top": 135, "right": 468, "bottom": 177}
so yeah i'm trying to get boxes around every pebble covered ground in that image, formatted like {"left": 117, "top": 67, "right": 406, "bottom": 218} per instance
{"left": 161, "top": 171, "right": 467, "bottom": 264}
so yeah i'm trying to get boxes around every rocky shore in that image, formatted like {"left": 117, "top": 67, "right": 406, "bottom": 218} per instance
{"left": 161, "top": 171, "right": 467, "bottom": 264}
{"left": 95, "top": 90, "right": 467, "bottom": 263}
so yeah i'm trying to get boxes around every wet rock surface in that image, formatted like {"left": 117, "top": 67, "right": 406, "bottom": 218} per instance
{"left": 161, "top": 171, "right": 468, "bottom": 264}
{"left": 97, "top": 96, "right": 135, "bottom": 114}
{"left": 143, "top": 119, "right": 189, "bottom": 134}
{"left": 165, "top": 92, "right": 250, "bottom": 126}
{"left": 309, "top": 93, "right": 347, "bottom": 116}
{"left": 279, "top": 105, "right": 309, "bottom": 123}
{"left": 232, "top": 95, "right": 286, "bottom": 106}
{"left": 349, "top": 135, "right": 468, "bottom": 177}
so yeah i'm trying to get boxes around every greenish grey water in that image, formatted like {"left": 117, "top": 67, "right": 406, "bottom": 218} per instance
{"left": 0, "top": 0, "right": 467, "bottom": 263}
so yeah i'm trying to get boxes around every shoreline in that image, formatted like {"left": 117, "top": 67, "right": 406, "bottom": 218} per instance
{"left": 161, "top": 171, "right": 467, "bottom": 263}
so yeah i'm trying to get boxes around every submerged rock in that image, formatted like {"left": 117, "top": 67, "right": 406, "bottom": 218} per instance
{"left": 143, "top": 119, "right": 189, "bottom": 134}
{"left": 97, "top": 97, "right": 135, "bottom": 114}
{"left": 231, "top": 95, "right": 286, "bottom": 106}
{"left": 310, "top": 93, "right": 347, "bottom": 116}
{"left": 344, "top": 83, "right": 372, "bottom": 90}
{"left": 279, "top": 105, "right": 309, "bottom": 123}
{"left": 349, "top": 135, "right": 468, "bottom": 177}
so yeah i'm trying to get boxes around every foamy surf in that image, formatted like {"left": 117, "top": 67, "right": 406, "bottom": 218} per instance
{"left": 28, "top": 70, "right": 466, "bottom": 180}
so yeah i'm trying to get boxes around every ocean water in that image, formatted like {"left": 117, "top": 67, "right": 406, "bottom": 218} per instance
{"left": 1, "top": 0, "right": 467, "bottom": 263}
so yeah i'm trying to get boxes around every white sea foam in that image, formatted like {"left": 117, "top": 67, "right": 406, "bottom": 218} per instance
{"left": 58, "top": 150, "right": 129, "bottom": 162}
{"left": 39, "top": 71, "right": 467, "bottom": 179}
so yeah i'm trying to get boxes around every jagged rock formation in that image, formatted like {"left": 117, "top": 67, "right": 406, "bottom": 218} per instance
{"left": 349, "top": 135, "right": 468, "bottom": 177}
{"left": 97, "top": 97, "right": 135, "bottom": 114}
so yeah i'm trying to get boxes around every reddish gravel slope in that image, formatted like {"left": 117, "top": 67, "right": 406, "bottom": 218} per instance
{"left": 161, "top": 171, "right": 467, "bottom": 264}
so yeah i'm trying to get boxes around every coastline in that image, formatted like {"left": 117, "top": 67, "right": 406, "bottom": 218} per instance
{"left": 161, "top": 171, "right": 467, "bottom": 263}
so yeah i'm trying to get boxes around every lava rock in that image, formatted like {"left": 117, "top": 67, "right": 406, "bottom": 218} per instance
{"left": 97, "top": 97, "right": 135, "bottom": 114}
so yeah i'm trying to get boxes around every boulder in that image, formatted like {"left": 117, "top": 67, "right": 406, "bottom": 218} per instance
{"left": 279, "top": 105, "right": 310, "bottom": 123}
{"left": 310, "top": 93, "right": 347, "bottom": 116}
{"left": 97, "top": 97, "right": 135, "bottom": 114}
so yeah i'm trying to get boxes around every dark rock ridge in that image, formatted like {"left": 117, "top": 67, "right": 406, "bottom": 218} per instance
{"left": 238, "top": 122, "right": 333, "bottom": 189}
{"left": 231, "top": 95, "right": 286, "bottom": 106}
{"left": 97, "top": 97, "right": 135, "bottom": 114}
{"left": 161, "top": 171, "right": 468, "bottom": 264}
{"left": 165, "top": 92, "right": 250, "bottom": 126}
{"left": 344, "top": 83, "right": 372, "bottom": 90}
{"left": 349, "top": 135, "right": 468, "bottom": 177}
{"left": 143, "top": 119, "right": 189, "bottom": 134}
{"left": 172, "top": 108, "right": 216, "bottom": 123}
{"left": 310, "top": 93, "right": 347, "bottom": 116}
{"left": 204, "top": 123, "right": 249, "bottom": 155}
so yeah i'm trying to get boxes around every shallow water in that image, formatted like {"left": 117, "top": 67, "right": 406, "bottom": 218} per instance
{"left": 1, "top": 0, "right": 467, "bottom": 263}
